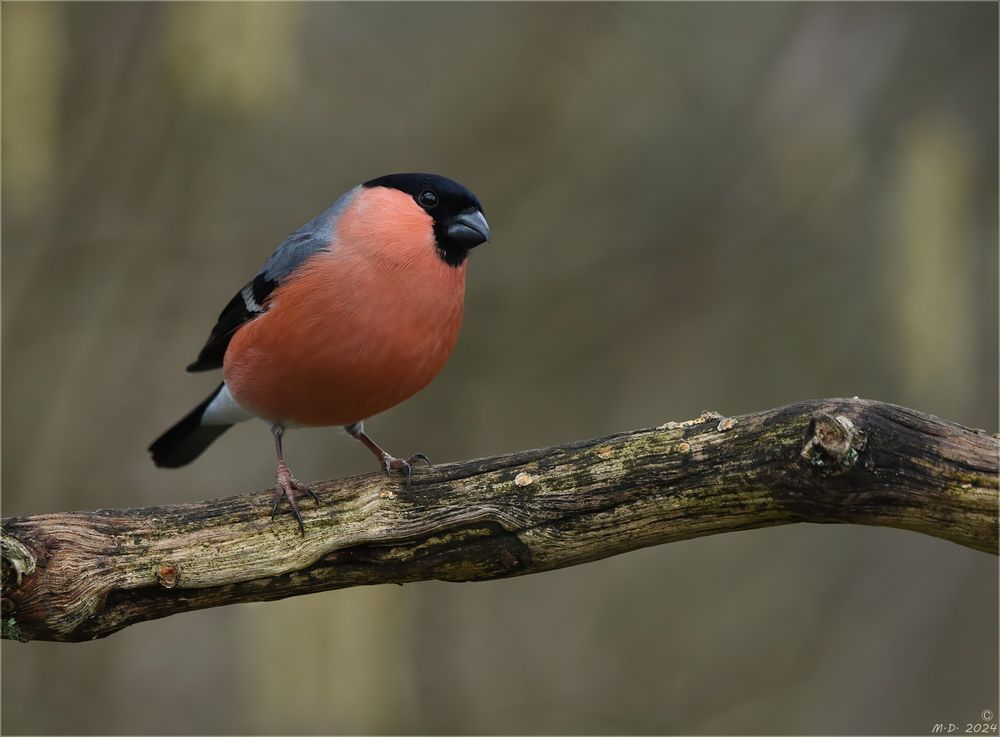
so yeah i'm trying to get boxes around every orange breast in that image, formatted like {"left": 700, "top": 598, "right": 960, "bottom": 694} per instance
{"left": 223, "top": 189, "right": 467, "bottom": 426}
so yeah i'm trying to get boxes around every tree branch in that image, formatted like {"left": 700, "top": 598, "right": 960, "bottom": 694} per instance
{"left": 2, "top": 398, "right": 996, "bottom": 643}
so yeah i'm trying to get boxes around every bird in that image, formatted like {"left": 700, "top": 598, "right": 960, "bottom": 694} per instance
{"left": 149, "top": 173, "right": 490, "bottom": 533}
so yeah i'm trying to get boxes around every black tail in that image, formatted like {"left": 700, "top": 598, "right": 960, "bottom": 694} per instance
{"left": 149, "top": 384, "right": 232, "bottom": 468}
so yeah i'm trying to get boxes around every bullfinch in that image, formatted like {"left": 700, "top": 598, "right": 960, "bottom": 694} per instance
{"left": 149, "top": 173, "right": 490, "bottom": 532}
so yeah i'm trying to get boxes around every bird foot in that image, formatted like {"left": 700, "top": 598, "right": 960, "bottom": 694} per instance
{"left": 381, "top": 452, "right": 432, "bottom": 489}
{"left": 271, "top": 460, "right": 319, "bottom": 534}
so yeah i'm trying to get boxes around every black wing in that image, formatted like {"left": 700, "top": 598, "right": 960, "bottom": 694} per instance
{"left": 185, "top": 196, "right": 350, "bottom": 373}
{"left": 185, "top": 274, "right": 272, "bottom": 372}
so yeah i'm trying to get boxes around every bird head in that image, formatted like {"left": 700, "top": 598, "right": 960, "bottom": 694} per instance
{"left": 363, "top": 173, "right": 490, "bottom": 267}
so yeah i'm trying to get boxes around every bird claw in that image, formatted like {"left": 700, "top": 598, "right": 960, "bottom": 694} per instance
{"left": 381, "top": 452, "right": 432, "bottom": 489}
{"left": 271, "top": 461, "right": 319, "bottom": 535}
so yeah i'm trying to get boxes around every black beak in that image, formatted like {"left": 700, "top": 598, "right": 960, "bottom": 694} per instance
{"left": 445, "top": 209, "right": 490, "bottom": 249}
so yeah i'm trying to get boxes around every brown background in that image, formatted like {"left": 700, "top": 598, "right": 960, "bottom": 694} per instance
{"left": 2, "top": 2, "right": 997, "bottom": 734}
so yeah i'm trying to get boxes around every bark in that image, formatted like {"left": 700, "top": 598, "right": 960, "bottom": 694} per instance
{"left": 2, "top": 398, "right": 996, "bottom": 643}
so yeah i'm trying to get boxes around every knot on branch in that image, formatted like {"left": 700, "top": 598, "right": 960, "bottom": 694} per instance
{"left": 800, "top": 412, "right": 867, "bottom": 475}
{"left": 156, "top": 562, "right": 180, "bottom": 588}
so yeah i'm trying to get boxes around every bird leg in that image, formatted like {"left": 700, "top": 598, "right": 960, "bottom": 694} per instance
{"left": 344, "top": 421, "right": 431, "bottom": 489}
{"left": 270, "top": 424, "right": 319, "bottom": 534}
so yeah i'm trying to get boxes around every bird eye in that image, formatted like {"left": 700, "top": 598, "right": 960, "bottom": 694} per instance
{"left": 418, "top": 190, "right": 439, "bottom": 209}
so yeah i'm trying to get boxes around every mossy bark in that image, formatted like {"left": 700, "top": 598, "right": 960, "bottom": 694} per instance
{"left": 2, "top": 398, "right": 996, "bottom": 643}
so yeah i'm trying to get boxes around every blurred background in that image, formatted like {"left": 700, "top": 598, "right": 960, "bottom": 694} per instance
{"left": 2, "top": 2, "right": 997, "bottom": 734}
